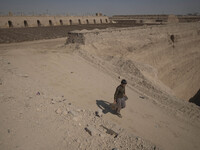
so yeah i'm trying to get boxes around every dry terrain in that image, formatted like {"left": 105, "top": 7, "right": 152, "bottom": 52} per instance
{"left": 0, "top": 23, "right": 143, "bottom": 44}
{"left": 0, "top": 22, "right": 200, "bottom": 150}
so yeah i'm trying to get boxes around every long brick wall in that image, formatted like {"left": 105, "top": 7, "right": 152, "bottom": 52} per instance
{"left": 0, "top": 15, "right": 110, "bottom": 28}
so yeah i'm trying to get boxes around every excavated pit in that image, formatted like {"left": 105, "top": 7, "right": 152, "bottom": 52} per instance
{"left": 66, "top": 23, "right": 200, "bottom": 104}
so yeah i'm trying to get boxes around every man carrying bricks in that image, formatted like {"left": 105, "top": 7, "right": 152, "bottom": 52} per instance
{"left": 114, "top": 79, "right": 128, "bottom": 118}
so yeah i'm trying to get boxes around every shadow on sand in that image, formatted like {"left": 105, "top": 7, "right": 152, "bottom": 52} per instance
{"left": 189, "top": 89, "right": 200, "bottom": 106}
{"left": 96, "top": 100, "right": 116, "bottom": 115}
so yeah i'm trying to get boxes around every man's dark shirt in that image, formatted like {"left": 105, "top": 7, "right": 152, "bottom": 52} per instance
{"left": 114, "top": 84, "right": 125, "bottom": 100}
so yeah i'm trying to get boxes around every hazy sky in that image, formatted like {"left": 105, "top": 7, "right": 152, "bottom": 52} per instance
{"left": 0, "top": 0, "right": 200, "bottom": 16}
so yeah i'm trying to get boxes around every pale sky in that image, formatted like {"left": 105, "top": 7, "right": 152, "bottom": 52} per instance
{"left": 0, "top": 0, "right": 200, "bottom": 16}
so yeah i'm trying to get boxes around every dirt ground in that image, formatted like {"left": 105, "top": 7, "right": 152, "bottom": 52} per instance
{"left": 0, "top": 23, "right": 143, "bottom": 44}
{"left": 0, "top": 23, "right": 200, "bottom": 150}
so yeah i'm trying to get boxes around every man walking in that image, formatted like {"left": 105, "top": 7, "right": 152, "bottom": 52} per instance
{"left": 114, "top": 79, "right": 128, "bottom": 118}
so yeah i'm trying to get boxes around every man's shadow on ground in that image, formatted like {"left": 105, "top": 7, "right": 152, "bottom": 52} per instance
{"left": 96, "top": 100, "right": 116, "bottom": 115}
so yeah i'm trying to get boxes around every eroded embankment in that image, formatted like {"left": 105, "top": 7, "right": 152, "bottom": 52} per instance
{"left": 67, "top": 23, "right": 200, "bottom": 102}
{"left": 66, "top": 23, "right": 200, "bottom": 123}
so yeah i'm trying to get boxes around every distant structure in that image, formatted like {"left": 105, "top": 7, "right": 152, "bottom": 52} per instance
{"left": 167, "top": 15, "right": 179, "bottom": 23}
{"left": 0, "top": 13, "right": 109, "bottom": 28}
{"left": 110, "top": 15, "right": 200, "bottom": 24}
{"left": 96, "top": 13, "right": 103, "bottom": 16}
{"left": 1, "top": 13, "right": 199, "bottom": 28}
{"left": 178, "top": 15, "right": 200, "bottom": 22}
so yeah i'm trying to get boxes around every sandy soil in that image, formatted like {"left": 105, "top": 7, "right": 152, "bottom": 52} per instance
{"left": 0, "top": 23, "right": 200, "bottom": 150}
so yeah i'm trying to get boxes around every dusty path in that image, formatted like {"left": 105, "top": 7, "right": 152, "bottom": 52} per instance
{"left": 0, "top": 36, "right": 200, "bottom": 150}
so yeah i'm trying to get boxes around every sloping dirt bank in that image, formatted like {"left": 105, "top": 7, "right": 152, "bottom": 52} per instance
{"left": 0, "top": 35, "right": 200, "bottom": 150}
{"left": 0, "top": 39, "right": 160, "bottom": 150}
{"left": 67, "top": 23, "right": 200, "bottom": 103}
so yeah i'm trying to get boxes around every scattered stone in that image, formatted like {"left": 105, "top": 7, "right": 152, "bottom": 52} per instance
{"left": 139, "top": 96, "right": 145, "bottom": 99}
{"left": 99, "top": 133, "right": 105, "bottom": 138}
{"left": 85, "top": 125, "right": 99, "bottom": 136}
{"left": 76, "top": 109, "right": 81, "bottom": 112}
{"left": 88, "top": 111, "right": 93, "bottom": 116}
{"left": 68, "top": 110, "right": 76, "bottom": 116}
{"left": 62, "top": 95, "right": 64, "bottom": 98}
{"left": 73, "top": 138, "right": 80, "bottom": 143}
{"left": 51, "top": 99, "right": 56, "bottom": 104}
{"left": 18, "top": 74, "right": 29, "bottom": 78}
{"left": 8, "top": 62, "right": 10, "bottom": 64}
{"left": 100, "top": 125, "right": 118, "bottom": 138}
{"left": 81, "top": 109, "right": 85, "bottom": 112}
{"left": 2, "top": 89, "right": 160, "bottom": 149}
{"left": 66, "top": 107, "right": 70, "bottom": 112}
{"left": 58, "top": 98, "right": 66, "bottom": 102}
{"left": 55, "top": 108, "right": 62, "bottom": 114}
{"left": 68, "top": 103, "right": 71, "bottom": 105}
{"left": 78, "top": 144, "right": 82, "bottom": 149}
{"left": 95, "top": 109, "right": 103, "bottom": 117}
{"left": 136, "top": 137, "right": 141, "bottom": 141}
{"left": 71, "top": 72, "right": 74, "bottom": 74}
{"left": 63, "top": 110, "right": 68, "bottom": 115}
